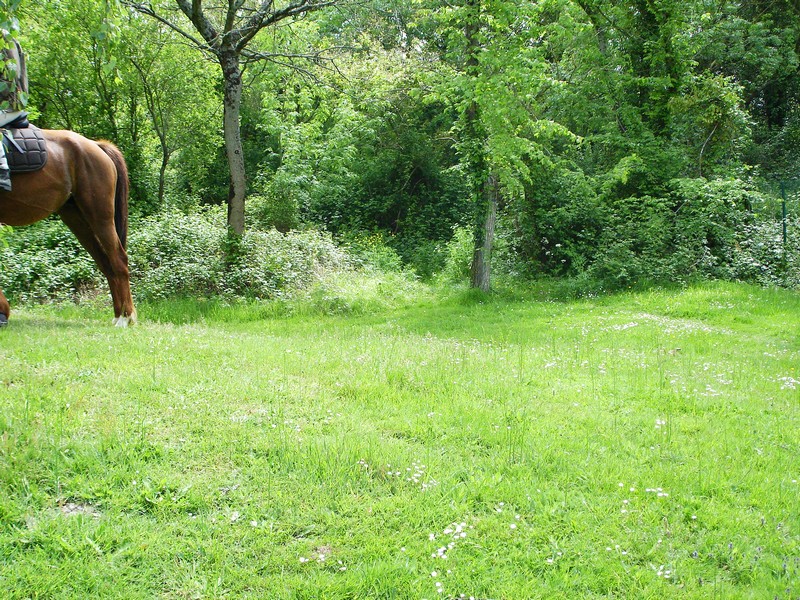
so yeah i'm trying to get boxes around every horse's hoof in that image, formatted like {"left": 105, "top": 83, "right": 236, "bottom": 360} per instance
{"left": 113, "top": 316, "right": 131, "bottom": 328}
{"left": 0, "top": 314, "right": 8, "bottom": 327}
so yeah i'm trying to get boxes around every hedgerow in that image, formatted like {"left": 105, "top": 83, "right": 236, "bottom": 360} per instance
{"left": 0, "top": 206, "right": 354, "bottom": 304}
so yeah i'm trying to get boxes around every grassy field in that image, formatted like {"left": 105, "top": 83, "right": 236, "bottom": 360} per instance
{"left": 1, "top": 281, "right": 798, "bottom": 599}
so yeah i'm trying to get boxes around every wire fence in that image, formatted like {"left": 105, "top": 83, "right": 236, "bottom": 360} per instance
{"left": 754, "top": 179, "right": 799, "bottom": 246}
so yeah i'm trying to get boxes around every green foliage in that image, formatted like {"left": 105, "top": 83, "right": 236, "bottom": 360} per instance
{"left": 0, "top": 210, "right": 435, "bottom": 308}
{"left": 222, "top": 227, "right": 352, "bottom": 300}
{"left": 731, "top": 216, "right": 800, "bottom": 289}
{"left": 1, "top": 208, "right": 353, "bottom": 305}
{"left": 693, "top": 4, "right": 799, "bottom": 177}
{"left": 668, "top": 73, "right": 752, "bottom": 177}
{"left": 7, "top": 0, "right": 800, "bottom": 293}
{"left": 438, "top": 225, "right": 473, "bottom": 283}
{"left": 0, "top": 219, "right": 102, "bottom": 303}
{"left": 245, "top": 193, "right": 301, "bottom": 233}
{"left": 128, "top": 207, "right": 352, "bottom": 301}
{"left": 252, "top": 46, "right": 470, "bottom": 275}
{"left": 509, "top": 165, "right": 604, "bottom": 278}
{"left": 504, "top": 168, "right": 798, "bottom": 292}
{"left": 340, "top": 232, "right": 404, "bottom": 273}
{"left": 126, "top": 207, "right": 226, "bottom": 301}
{"left": 585, "top": 178, "right": 798, "bottom": 290}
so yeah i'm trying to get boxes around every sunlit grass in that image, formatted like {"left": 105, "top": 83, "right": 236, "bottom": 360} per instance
{"left": 1, "top": 281, "right": 798, "bottom": 598}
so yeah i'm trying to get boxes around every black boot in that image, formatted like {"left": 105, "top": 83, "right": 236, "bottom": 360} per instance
{"left": 0, "top": 167, "right": 10, "bottom": 192}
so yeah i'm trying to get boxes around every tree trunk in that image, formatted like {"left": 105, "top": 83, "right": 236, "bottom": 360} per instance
{"left": 463, "top": 0, "right": 496, "bottom": 292}
{"left": 470, "top": 174, "right": 498, "bottom": 292}
{"left": 158, "top": 145, "right": 170, "bottom": 204}
{"left": 220, "top": 50, "right": 247, "bottom": 235}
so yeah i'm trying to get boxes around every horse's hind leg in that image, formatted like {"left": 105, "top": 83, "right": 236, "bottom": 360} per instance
{"left": 58, "top": 201, "right": 136, "bottom": 326}
{"left": 0, "top": 287, "right": 9, "bottom": 326}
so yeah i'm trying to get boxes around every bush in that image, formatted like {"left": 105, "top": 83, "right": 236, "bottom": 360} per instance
{"left": 220, "top": 227, "right": 353, "bottom": 300}
{"left": 585, "top": 194, "right": 675, "bottom": 287}
{"left": 438, "top": 226, "right": 474, "bottom": 284}
{"left": 340, "top": 232, "right": 404, "bottom": 273}
{"left": 410, "top": 239, "right": 448, "bottom": 279}
{"left": 127, "top": 207, "right": 226, "bottom": 300}
{"left": 731, "top": 216, "right": 800, "bottom": 288}
{"left": 129, "top": 206, "right": 353, "bottom": 301}
{"left": 0, "top": 218, "right": 103, "bottom": 303}
{"left": 246, "top": 192, "right": 300, "bottom": 233}
{"left": 507, "top": 167, "right": 604, "bottom": 278}
{"left": 582, "top": 178, "right": 773, "bottom": 288}
{"left": 2, "top": 206, "right": 356, "bottom": 305}
{"left": 502, "top": 171, "right": 799, "bottom": 291}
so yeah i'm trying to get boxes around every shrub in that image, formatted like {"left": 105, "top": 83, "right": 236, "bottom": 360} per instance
{"left": 731, "top": 216, "right": 800, "bottom": 288}
{"left": 507, "top": 167, "right": 604, "bottom": 278}
{"left": 502, "top": 171, "right": 798, "bottom": 291}
{"left": 220, "top": 227, "right": 353, "bottom": 300}
{"left": 409, "top": 239, "right": 448, "bottom": 280}
{"left": 127, "top": 207, "right": 226, "bottom": 300}
{"left": 438, "top": 225, "right": 474, "bottom": 284}
{"left": 128, "top": 206, "right": 353, "bottom": 301}
{"left": 2, "top": 206, "right": 356, "bottom": 305}
{"left": 585, "top": 194, "right": 675, "bottom": 287}
{"left": 246, "top": 192, "right": 300, "bottom": 233}
{"left": 0, "top": 218, "right": 102, "bottom": 302}
{"left": 551, "top": 177, "right": 794, "bottom": 290}
{"left": 340, "top": 232, "right": 404, "bottom": 273}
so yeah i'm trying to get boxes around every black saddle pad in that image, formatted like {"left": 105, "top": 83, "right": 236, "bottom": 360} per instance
{"left": 3, "top": 125, "right": 48, "bottom": 173}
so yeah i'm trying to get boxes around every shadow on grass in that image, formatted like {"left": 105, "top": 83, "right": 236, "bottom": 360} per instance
{"left": 1, "top": 310, "right": 108, "bottom": 331}
{"left": 9, "top": 280, "right": 799, "bottom": 348}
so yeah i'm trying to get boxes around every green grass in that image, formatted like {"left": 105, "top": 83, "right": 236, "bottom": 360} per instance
{"left": 1, "top": 281, "right": 798, "bottom": 599}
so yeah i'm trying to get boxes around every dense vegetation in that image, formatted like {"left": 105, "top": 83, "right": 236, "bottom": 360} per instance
{"left": 1, "top": 0, "right": 800, "bottom": 298}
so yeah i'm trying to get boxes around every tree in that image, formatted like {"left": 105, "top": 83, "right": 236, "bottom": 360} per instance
{"left": 419, "top": 0, "right": 573, "bottom": 290}
{"left": 25, "top": 0, "right": 124, "bottom": 140}
{"left": 125, "top": 16, "right": 219, "bottom": 206}
{"left": 460, "top": 0, "right": 495, "bottom": 291}
{"left": 123, "top": 0, "right": 342, "bottom": 234}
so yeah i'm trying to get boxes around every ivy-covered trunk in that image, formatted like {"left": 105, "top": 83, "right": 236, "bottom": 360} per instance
{"left": 463, "top": 0, "right": 496, "bottom": 291}
{"left": 157, "top": 145, "right": 170, "bottom": 205}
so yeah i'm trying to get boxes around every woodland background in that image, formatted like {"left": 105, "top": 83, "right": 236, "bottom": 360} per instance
{"left": 2, "top": 0, "right": 800, "bottom": 300}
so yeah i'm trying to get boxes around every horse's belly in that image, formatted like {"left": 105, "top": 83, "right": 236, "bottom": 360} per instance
{"left": 0, "top": 194, "right": 57, "bottom": 226}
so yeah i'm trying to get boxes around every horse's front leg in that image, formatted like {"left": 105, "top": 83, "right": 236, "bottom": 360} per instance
{"left": 0, "top": 286, "right": 9, "bottom": 326}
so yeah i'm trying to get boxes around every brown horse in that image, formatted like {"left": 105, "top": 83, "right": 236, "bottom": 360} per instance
{"left": 0, "top": 129, "right": 136, "bottom": 327}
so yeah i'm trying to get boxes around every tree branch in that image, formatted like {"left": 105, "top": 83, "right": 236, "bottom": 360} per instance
{"left": 236, "top": 0, "right": 338, "bottom": 51}
{"left": 225, "top": 0, "right": 248, "bottom": 36}
{"left": 175, "top": 0, "right": 222, "bottom": 47}
{"left": 242, "top": 47, "right": 341, "bottom": 76}
{"left": 122, "top": 1, "right": 217, "bottom": 54}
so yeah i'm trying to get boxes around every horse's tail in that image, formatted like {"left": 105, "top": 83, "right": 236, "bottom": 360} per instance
{"left": 96, "top": 141, "right": 130, "bottom": 249}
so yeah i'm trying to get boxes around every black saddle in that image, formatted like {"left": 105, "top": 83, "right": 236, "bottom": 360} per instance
{"left": 2, "top": 117, "right": 48, "bottom": 174}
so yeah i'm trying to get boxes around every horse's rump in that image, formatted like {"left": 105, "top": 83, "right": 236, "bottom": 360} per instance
{"left": 95, "top": 140, "right": 129, "bottom": 249}
{"left": 0, "top": 129, "right": 136, "bottom": 325}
